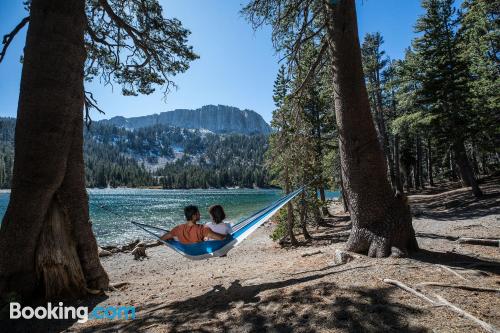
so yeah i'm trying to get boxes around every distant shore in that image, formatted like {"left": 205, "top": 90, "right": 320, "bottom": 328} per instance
{"left": 0, "top": 186, "right": 282, "bottom": 193}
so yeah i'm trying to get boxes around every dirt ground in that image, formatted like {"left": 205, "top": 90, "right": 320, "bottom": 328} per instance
{"left": 4, "top": 178, "right": 500, "bottom": 332}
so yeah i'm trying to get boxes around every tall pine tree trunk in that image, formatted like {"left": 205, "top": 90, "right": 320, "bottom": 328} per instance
{"left": 324, "top": 0, "right": 417, "bottom": 257}
{"left": 374, "top": 89, "right": 396, "bottom": 191}
{"left": 299, "top": 191, "right": 311, "bottom": 240}
{"left": 0, "top": 0, "right": 109, "bottom": 300}
{"left": 415, "top": 135, "right": 423, "bottom": 189}
{"left": 284, "top": 165, "right": 298, "bottom": 246}
{"left": 453, "top": 140, "right": 482, "bottom": 198}
{"left": 427, "top": 137, "right": 434, "bottom": 187}
{"left": 394, "top": 134, "right": 404, "bottom": 196}
{"left": 449, "top": 149, "right": 457, "bottom": 181}
{"left": 339, "top": 171, "right": 350, "bottom": 213}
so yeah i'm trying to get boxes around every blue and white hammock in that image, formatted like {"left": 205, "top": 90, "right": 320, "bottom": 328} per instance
{"left": 131, "top": 187, "right": 304, "bottom": 260}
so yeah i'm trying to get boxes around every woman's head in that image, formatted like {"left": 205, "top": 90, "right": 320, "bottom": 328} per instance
{"left": 208, "top": 205, "right": 226, "bottom": 224}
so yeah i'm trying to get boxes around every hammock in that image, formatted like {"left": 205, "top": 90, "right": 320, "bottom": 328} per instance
{"left": 131, "top": 187, "right": 304, "bottom": 260}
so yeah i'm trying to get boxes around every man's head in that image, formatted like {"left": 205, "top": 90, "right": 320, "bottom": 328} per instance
{"left": 184, "top": 205, "right": 200, "bottom": 222}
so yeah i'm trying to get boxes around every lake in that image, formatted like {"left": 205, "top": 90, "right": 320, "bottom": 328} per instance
{"left": 0, "top": 188, "right": 339, "bottom": 246}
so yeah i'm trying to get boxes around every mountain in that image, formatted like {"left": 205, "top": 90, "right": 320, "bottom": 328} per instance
{"left": 101, "top": 105, "right": 272, "bottom": 135}
{"left": 0, "top": 117, "right": 271, "bottom": 189}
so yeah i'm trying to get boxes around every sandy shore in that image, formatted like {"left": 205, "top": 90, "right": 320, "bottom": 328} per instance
{"left": 4, "top": 179, "right": 500, "bottom": 332}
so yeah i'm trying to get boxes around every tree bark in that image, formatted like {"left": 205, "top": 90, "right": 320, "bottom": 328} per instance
{"left": 449, "top": 149, "right": 457, "bottom": 181}
{"left": 0, "top": 0, "right": 109, "bottom": 301}
{"left": 324, "top": 0, "right": 418, "bottom": 257}
{"left": 284, "top": 165, "right": 298, "bottom": 246}
{"left": 427, "top": 137, "right": 434, "bottom": 187}
{"left": 415, "top": 135, "right": 424, "bottom": 189}
{"left": 339, "top": 172, "right": 350, "bottom": 213}
{"left": 471, "top": 143, "right": 480, "bottom": 176}
{"left": 373, "top": 83, "right": 396, "bottom": 192}
{"left": 453, "top": 140, "right": 483, "bottom": 198}
{"left": 299, "top": 191, "right": 311, "bottom": 240}
{"left": 394, "top": 134, "right": 404, "bottom": 196}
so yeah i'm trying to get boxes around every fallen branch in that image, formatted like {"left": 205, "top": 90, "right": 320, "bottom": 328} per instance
{"left": 301, "top": 250, "right": 322, "bottom": 257}
{"left": 383, "top": 279, "right": 438, "bottom": 305}
{"left": 384, "top": 278, "right": 500, "bottom": 333}
{"left": 415, "top": 282, "right": 500, "bottom": 293}
{"left": 432, "top": 293, "right": 500, "bottom": 333}
{"left": 458, "top": 238, "right": 500, "bottom": 247}
{"left": 438, "top": 264, "right": 468, "bottom": 281}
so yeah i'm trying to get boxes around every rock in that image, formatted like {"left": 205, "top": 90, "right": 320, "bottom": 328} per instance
{"left": 132, "top": 243, "right": 147, "bottom": 260}
{"left": 98, "top": 247, "right": 112, "bottom": 257}
{"left": 334, "top": 249, "right": 354, "bottom": 265}
{"left": 102, "top": 105, "right": 272, "bottom": 135}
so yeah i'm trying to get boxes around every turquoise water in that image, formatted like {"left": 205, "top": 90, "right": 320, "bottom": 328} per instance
{"left": 0, "top": 189, "right": 338, "bottom": 246}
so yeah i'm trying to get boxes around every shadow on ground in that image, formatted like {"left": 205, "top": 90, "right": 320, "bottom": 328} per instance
{"left": 411, "top": 177, "right": 500, "bottom": 221}
{"left": 411, "top": 248, "right": 500, "bottom": 275}
{"left": 82, "top": 266, "right": 427, "bottom": 333}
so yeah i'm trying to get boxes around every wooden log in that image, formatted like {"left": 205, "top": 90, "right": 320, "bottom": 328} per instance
{"left": 457, "top": 238, "right": 500, "bottom": 247}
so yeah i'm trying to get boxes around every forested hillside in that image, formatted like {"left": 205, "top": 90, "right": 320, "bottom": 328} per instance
{"left": 0, "top": 118, "right": 270, "bottom": 189}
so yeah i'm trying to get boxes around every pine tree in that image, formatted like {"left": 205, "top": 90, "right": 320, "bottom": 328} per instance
{"left": 413, "top": 0, "right": 482, "bottom": 196}
{"left": 459, "top": 0, "right": 500, "bottom": 173}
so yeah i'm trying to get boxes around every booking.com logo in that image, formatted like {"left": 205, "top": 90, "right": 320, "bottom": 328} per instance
{"left": 10, "top": 302, "right": 135, "bottom": 323}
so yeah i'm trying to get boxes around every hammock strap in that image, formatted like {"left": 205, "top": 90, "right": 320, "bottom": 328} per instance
{"left": 231, "top": 187, "right": 303, "bottom": 233}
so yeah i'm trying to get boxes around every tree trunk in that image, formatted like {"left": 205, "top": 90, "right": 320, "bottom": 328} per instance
{"left": 299, "top": 191, "right": 311, "bottom": 240}
{"left": 427, "top": 137, "right": 434, "bottom": 187}
{"left": 285, "top": 166, "right": 298, "bottom": 246}
{"left": 374, "top": 85, "right": 396, "bottom": 192}
{"left": 415, "top": 135, "right": 424, "bottom": 189}
{"left": 0, "top": 0, "right": 109, "bottom": 301}
{"left": 471, "top": 143, "right": 479, "bottom": 176}
{"left": 453, "top": 140, "right": 482, "bottom": 198}
{"left": 394, "top": 134, "right": 404, "bottom": 196}
{"left": 339, "top": 172, "right": 350, "bottom": 213}
{"left": 449, "top": 149, "right": 457, "bottom": 181}
{"left": 324, "top": 0, "right": 417, "bottom": 257}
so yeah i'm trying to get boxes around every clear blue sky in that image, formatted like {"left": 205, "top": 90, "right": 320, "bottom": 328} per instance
{"left": 0, "top": 0, "right": 430, "bottom": 123}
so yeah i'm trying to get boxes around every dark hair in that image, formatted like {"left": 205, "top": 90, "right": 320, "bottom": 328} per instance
{"left": 208, "top": 205, "right": 226, "bottom": 224}
{"left": 184, "top": 205, "right": 199, "bottom": 221}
